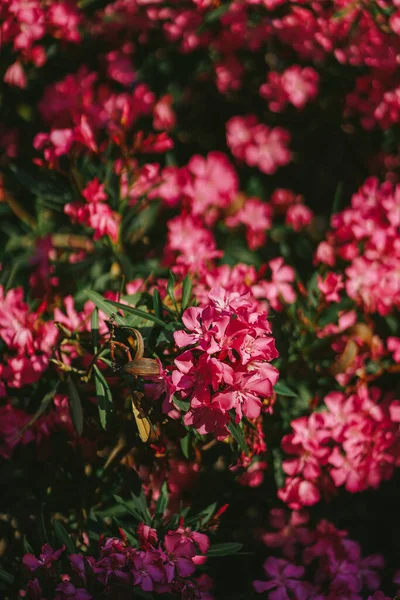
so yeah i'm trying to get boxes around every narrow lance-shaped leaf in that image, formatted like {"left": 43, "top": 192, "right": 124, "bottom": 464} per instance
{"left": 84, "top": 290, "right": 126, "bottom": 325}
{"left": 207, "top": 542, "right": 243, "bottom": 557}
{"left": 274, "top": 381, "right": 297, "bottom": 398}
{"left": 91, "top": 307, "right": 99, "bottom": 353}
{"left": 167, "top": 271, "right": 178, "bottom": 313}
{"left": 181, "top": 274, "right": 193, "bottom": 313}
{"left": 13, "top": 383, "right": 60, "bottom": 441}
{"left": 180, "top": 432, "right": 191, "bottom": 458}
{"left": 155, "top": 481, "right": 169, "bottom": 519}
{"left": 113, "top": 495, "right": 144, "bottom": 523}
{"left": 93, "top": 364, "right": 113, "bottom": 430}
{"left": 198, "top": 502, "right": 217, "bottom": 526}
{"left": 0, "top": 569, "right": 14, "bottom": 586}
{"left": 132, "top": 489, "right": 152, "bottom": 525}
{"left": 152, "top": 288, "right": 162, "bottom": 320}
{"left": 53, "top": 520, "right": 76, "bottom": 554}
{"left": 67, "top": 376, "right": 83, "bottom": 436}
{"left": 228, "top": 420, "right": 248, "bottom": 455}
{"left": 105, "top": 299, "right": 165, "bottom": 327}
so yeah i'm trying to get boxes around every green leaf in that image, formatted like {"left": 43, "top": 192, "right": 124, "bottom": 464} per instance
{"left": 272, "top": 448, "right": 285, "bottom": 488}
{"left": 228, "top": 420, "right": 248, "bottom": 455}
{"left": 84, "top": 290, "right": 126, "bottom": 325}
{"left": 132, "top": 489, "right": 152, "bottom": 525}
{"left": 155, "top": 482, "right": 169, "bottom": 519}
{"left": 180, "top": 433, "right": 191, "bottom": 458}
{"left": 93, "top": 365, "right": 113, "bottom": 430}
{"left": 91, "top": 308, "right": 99, "bottom": 353}
{"left": 113, "top": 495, "right": 144, "bottom": 522}
{"left": 0, "top": 569, "right": 14, "bottom": 586}
{"left": 274, "top": 382, "right": 297, "bottom": 398}
{"left": 207, "top": 542, "right": 243, "bottom": 557}
{"left": 105, "top": 299, "right": 165, "bottom": 327}
{"left": 181, "top": 274, "right": 193, "bottom": 312}
{"left": 14, "top": 383, "right": 59, "bottom": 440}
{"left": 23, "top": 536, "right": 33, "bottom": 554}
{"left": 167, "top": 271, "right": 178, "bottom": 312}
{"left": 53, "top": 520, "right": 76, "bottom": 554}
{"left": 152, "top": 289, "right": 162, "bottom": 320}
{"left": 173, "top": 395, "right": 190, "bottom": 413}
{"left": 318, "top": 298, "right": 353, "bottom": 327}
{"left": 114, "top": 492, "right": 151, "bottom": 525}
{"left": 204, "top": 3, "right": 230, "bottom": 23}
{"left": 331, "top": 181, "right": 344, "bottom": 216}
{"left": 199, "top": 502, "right": 217, "bottom": 526}
{"left": 67, "top": 377, "right": 83, "bottom": 436}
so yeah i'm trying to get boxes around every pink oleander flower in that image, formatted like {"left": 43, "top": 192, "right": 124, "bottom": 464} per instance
{"left": 106, "top": 49, "right": 136, "bottom": 87}
{"left": 253, "top": 557, "right": 311, "bottom": 599}
{"left": 130, "top": 549, "right": 171, "bottom": 592}
{"left": 314, "top": 241, "right": 335, "bottom": 267}
{"left": 33, "top": 129, "right": 74, "bottom": 166}
{"left": 317, "top": 273, "right": 344, "bottom": 303}
{"left": 47, "top": 1, "right": 82, "bottom": 43}
{"left": 3, "top": 61, "right": 27, "bottom": 88}
{"left": 169, "top": 287, "right": 279, "bottom": 437}
{"left": 186, "top": 151, "right": 238, "bottom": 225}
{"left": 261, "top": 509, "right": 314, "bottom": 561}
{"left": 0, "top": 286, "right": 57, "bottom": 388}
{"left": 215, "top": 55, "right": 244, "bottom": 94}
{"left": 23, "top": 544, "right": 65, "bottom": 572}
{"left": 226, "top": 115, "right": 291, "bottom": 175}
{"left": 252, "top": 258, "right": 296, "bottom": 311}
{"left": 387, "top": 337, "right": 400, "bottom": 363}
{"left": 270, "top": 188, "right": 302, "bottom": 211}
{"left": 65, "top": 178, "right": 120, "bottom": 243}
{"left": 260, "top": 66, "right": 319, "bottom": 112}
{"left": 164, "top": 526, "right": 209, "bottom": 577}
{"left": 225, "top": 197, "right": 272, "bottom": 250}
{"left": 153, "top": 94, "right": 176, "bottom": 131}
{"left": 164, "top": 213, "right": 222, "bottom": 276}
{"left": 54, "top": 577, "right": 92, "bottom": 600}
{"left": 82, "top": 178, "right": 107, "bottom": 203}
{"left": 279, "top": 387, "right": 400, "bottom": 508}
{"left": 319, "top": 177, "right": 400, "bottom": 315}
{"left": 285, "top": 203, "right": 313, "bottom": 231}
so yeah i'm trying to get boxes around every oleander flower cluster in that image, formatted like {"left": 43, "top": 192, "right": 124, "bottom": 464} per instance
{"left": 169, "top": 289, "right": 279, "bottom": 438}
{"left": 20, "top": 523, "right": 212, "bottom": 599}
{"left": 279, "top": 387, "right": 400, "bottom": 509}
{"left": 254, "top": 510, "right": 400, "bottom": 600}
{"left": 1, "top": 1, "right": 400, "bottom": 599}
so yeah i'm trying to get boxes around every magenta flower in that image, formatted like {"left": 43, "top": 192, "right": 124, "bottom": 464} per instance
{"left": 130, "top": 549, "right": 169, "bottom": 592}
{"left": 54, "top": 579, "right": 92, "bottom": 600}
{"left": 23, "top": 544, "right": 65, "bottom": 572}
{"left": 253, "top": 557, "right": 311, "bottom": 600}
